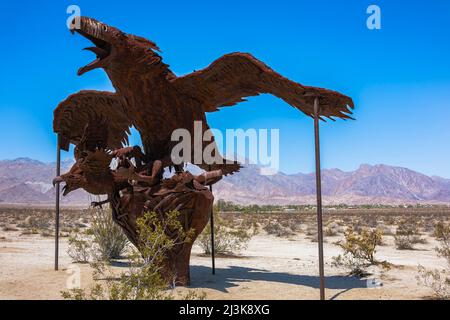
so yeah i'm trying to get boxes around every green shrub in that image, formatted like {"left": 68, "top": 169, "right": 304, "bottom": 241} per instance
{"left": 88, "top": 207, "right": 129, "bottom": 260}
{"left": 67, "top": 233, "right": 92, "bottom": 263}
{"left": 62, "top": 211, "right": 204, "bottom": 300}
{"left": 332, "top": 227, "right": 384, "bottom": 277}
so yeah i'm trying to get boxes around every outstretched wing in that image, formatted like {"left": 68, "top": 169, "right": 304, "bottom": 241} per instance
{"left": 53, "top": 90, "right": 132, "bottom": 151}
{"left": 171, "top": 53, "right": 354, "bottom": 120}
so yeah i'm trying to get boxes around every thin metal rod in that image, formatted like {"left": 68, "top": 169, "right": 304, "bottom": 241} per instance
{"left": 209, "top": 166, "right": 216, "bottom": 275}
{"left": 314, "top": 97, "right": 325, "bottom": 300}
{"left": 54, "top": 135, "right": 61, "bottom": 271}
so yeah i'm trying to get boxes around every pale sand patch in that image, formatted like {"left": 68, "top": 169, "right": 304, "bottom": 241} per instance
{"left": 0, "top": 231, "right": 446, "bottom": 300}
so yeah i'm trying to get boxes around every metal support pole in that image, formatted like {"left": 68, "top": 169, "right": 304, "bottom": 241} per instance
{"left": 54, "top": 134, "right": 61, "bottom": 271}
{"left": 208, "top": 166, "right": 216, "bottom": 275}
{"left": 313, "top": 97, "right": 326, "bottom": 300}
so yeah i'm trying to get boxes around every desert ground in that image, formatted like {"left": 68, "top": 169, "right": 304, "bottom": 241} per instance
{"left": 0, "top": 205, "right": 449, "bottom": 300}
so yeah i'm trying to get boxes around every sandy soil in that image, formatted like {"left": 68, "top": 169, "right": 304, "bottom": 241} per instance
{"left": 0, "top": 229, "right": 446, "bottom": 300}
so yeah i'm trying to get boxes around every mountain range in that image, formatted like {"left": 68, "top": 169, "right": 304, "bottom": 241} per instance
{"left": 1, "top": 157, "right": 450, "bottom": 206}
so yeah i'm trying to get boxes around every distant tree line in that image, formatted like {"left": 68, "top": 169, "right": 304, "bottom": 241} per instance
{"left": 214, "top": 199, "right": 448, "bottom": 213}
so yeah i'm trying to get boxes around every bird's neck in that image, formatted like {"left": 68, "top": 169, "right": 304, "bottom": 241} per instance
{"left": 108, "top": 69, "right": 172, "bottom": 99}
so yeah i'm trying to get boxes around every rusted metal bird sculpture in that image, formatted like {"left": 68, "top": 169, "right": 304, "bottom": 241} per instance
{"left": 54, "top": 16, "right": 354, "bottom": 175}
{"left": 53, "top": 16, "right": 355, "bottom": 285}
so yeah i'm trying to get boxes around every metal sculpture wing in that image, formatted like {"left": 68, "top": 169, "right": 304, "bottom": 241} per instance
{"left": 53, "top": 90, "right": 131, "bottom": 151}
{"left": 172, "top": 53, "right": 354, "bottom": 120}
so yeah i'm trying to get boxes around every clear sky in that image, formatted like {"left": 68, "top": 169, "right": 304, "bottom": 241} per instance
{"left": 1, "top": 0, "right": 449, "bottom": 176}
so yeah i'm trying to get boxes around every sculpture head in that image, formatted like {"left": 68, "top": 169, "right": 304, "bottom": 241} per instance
{"left": 53, "top": 164, "right": 87, "bottom": 196}
{"left": 71, "top": 16, "right": 167, "bottom": 77}
{"left": 52, "top": 150, "right": 115, "bottom": 196}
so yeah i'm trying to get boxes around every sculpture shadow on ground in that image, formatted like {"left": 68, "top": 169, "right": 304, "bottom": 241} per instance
{"left": 189, "top": 265, "right": 368, "bottom": 294}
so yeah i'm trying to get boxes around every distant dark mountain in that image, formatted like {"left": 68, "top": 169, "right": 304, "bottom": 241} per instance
{"left": 1, "top": 158, "right": 449, "bottom": 206}
{"left": 213, "top": 163, "right": 450, "bottom": 205}
{"left": 0, "top": 157, "right": 91, "bottom": 205}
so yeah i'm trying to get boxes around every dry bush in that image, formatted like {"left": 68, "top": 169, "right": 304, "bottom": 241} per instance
{"left": 324, "top": 222, "right": 341, "bottom": 237}
{"left": 67, "top": 207, "right": 128, "bottom": 263}
{"left": 395, "top": 220, "right": 424, "bottom": 250}
{"left": 67, "top": 232, "right": 93, "bottom": 263}
{"left": 198, "top": 212, "right": 252, "bottom": 255}
{"left": 378, "top": 224, "right": 395, "bottom": 236}
{"left": 263, "top": 220, "right": 294, "bottom": 238}
{"left": 384, "top": 216, "right": 396, "bottom": 226}
{"left": 282, "top": 218, "right": 301, "bottom": 233}
{"left": 362, "top": 216, "right": 379, "bottom": 229}
{"left": 305, "top": 224, "right": 318, "bottom": 242}
{"left": 417, "top": 222, "right": 450, "bottom": 299}
{"left": 417, "top": 266, "right": 450, "bottom": 299}
{"left": 238, "top": 215, "right": 260, "bottom": 236}
{"left": 88, "top": 207, "right": 129, "bottom": 260}
{"left": 17, "top": 214, "right": 51, "bottom": 230}
{"left": 434, "top": 222, "right": 450, "bottom": 266}
{"left": 332, "top": 227, "right": 384, "bottom": 277}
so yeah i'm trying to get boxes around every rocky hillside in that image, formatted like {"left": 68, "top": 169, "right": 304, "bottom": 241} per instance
{"left": 1, "top": 158, "right": 450, "bottom": 206}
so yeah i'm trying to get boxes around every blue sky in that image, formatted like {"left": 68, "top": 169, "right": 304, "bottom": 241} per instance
{"left": 1, "top": 0, "right": 449, "bottom": 176}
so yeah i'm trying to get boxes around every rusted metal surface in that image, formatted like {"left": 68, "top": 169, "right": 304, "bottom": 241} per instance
{"left": 53, "top": 118, "right": 222, "bottom": 284}
{"left": 54, "top": 16, "right": 354, "bottom": 175}
{"left": 52, "top": 16, "right": 355, "bottom": 286}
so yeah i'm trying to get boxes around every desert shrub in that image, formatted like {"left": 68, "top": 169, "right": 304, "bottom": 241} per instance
{"left": 88, "top": 207, "right": 129, "bottom": 260}
{"left": 40, "top": 229, "right": 53, "bottom": 237}
{"left": 435, "top": 223, "right": 450, "bottom": 266}
{"left": 280, "top": 219, "right": 300, "bottom": 233}
{"left": 198, "top": 212, "right": 252, "bottom": 255}
{"left": 62, "top": 211, "right": 205, "bottom": 300}
{"left": 18, "top": 215, "right": 51, "bottom": 230}
{"left": 305, "top": 224, "right": 318, "bottom": 242}
{"left": 324, "top": 222, "right": 340, "bottom": 237}
{"left": 394, "top": 235, "right": 414, "bottom": 250}
{"left": 363, "top": 217, "right": 379, "bottom": 229}
{"left": 417, "top": 223, "right": 450, "bottom": 299}
{"left": 417, "top": 266, "right": 450, "bottom": 299}
{"left": 67, "top": 233, "right": 92, "bottom": 263}
{"left": 394, "top": 220, "right": 423, "bottom": 250}
{"left": 332, "top": 227, "right": 384, "bottom": 277}
{"left": 243, "top": 216, "right": 260, "bottom": 236}
{"left": 263, "top": 220, "right": 294, "bottom": 238}
{"left": 379, "top": 224, "right": 395, "bottom": 236}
